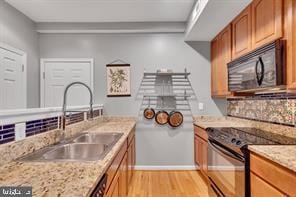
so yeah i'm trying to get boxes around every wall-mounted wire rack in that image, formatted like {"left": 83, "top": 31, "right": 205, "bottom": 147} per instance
{"left": 136, "top": 68, "right": 197, "bottom": 118}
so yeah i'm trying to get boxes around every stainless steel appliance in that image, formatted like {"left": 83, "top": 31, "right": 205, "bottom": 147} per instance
{"left": 206, "top": 127, "right": 296, "bottom": 197}
{"left": 91, "top": 174, "right": 107, "bottom": 197}
{"left": 228, "top": 40, "right": 285, "bottom": 92}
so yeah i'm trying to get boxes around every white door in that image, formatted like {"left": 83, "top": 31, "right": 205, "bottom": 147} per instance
{"left": 41, "top": 59, "right": 94, "bottom": 108}
{"left": 0, "top": 46, "right": 26, "bottom": 109}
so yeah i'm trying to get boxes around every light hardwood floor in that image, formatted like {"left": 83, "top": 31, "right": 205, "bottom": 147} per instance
{"left": 127, "top": 170, "right": 209, "bottom": 197}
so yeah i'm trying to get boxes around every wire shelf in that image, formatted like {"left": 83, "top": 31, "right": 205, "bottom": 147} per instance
{"left": 136, "top": 68, "right": 197, "bottom": 122}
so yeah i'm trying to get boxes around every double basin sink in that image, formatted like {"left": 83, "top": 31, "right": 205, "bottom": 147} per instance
{"left": 21, "top": 132, "right": 123, "bottom": 162}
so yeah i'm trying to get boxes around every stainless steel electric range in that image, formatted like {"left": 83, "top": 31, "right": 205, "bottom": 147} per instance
{"left": 205, "top": 127, "right": 296, "bottom": 197}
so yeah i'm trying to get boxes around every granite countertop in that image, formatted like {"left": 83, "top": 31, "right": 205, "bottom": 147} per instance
{"left": 193, "top": 116, "right": 296, "bottom": 173}
{"left": 248, "top": 145, "right": 296, "bottom": 172}
{"left": 0, "top": 119, "right": 136, "bottom": 197}
{"left": 193, "top": 116, "right": 251, "bottom": 129}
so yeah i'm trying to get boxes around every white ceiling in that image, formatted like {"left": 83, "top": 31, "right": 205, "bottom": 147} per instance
{"left": 5, "top": 0, "right": 195, "bottom": 23}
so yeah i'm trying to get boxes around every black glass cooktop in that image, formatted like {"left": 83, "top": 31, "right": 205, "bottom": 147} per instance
{"left": 206, "top": 127, "right": 296, "bottom": 149}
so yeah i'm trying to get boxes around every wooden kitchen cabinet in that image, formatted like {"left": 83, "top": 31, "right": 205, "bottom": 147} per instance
{"left": 211, "top": 25, "right": 232, "bottom": 97}
{"left": 119, "top": 153, "right": 128, "bottom": 197}
{"left": 285, "top": 0, "right": 296, "bottom": 90}
{"left": 106, "top": 172, "right": 120, "bottom": 197}
{"left": 103, "top": 129, "right": 136, "bottom": 197}
{"left": 251, "top": 0, "right": 283, "bottom": 49}
{"left": 211, "top": 37, "right": 219, "bottom": 96}
{"left": 232, "top": 5, "right": 252, "bottom": 59}
{"left": 194, "top": 126, "right": 208, "bottom": 179}
{"left": 250, "top": 172, "right": 286, "bottom": 197}
{"left": 127, "top": 132, "right": 135, "bottom": 186}
{"left": 250, "top": 152, "right": 296, "bottom": 196}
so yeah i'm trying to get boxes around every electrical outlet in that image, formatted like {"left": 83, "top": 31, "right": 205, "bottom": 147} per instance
{"left": 198, "top": 102, "right": 204, "bottom": 110}
{"left": 15, "top": 123, "right": 26, "bottom": 141}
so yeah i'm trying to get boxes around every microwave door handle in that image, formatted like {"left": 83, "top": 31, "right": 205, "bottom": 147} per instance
{"left": 259, "top": 57, "right": 265, "bottom": 85}
{"left": 209, "top": 140, "right": 245, "bottom": 163}
{"left": 255, "top": 57, "right": 265, "bottom": 86}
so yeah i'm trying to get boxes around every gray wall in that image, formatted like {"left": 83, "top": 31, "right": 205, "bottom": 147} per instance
{"left": 0, "top": 1, "right": 40, "bottom": 108}
{"left": 39, "top": 33, "right": 226, "bottom": 167}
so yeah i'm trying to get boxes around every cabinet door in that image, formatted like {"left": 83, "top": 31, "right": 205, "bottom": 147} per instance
{"left": 251, "top": 0, "right": 283, "bottom": 49}
{"left": 106, "top": 172, "right": 120, "bottom": 197}
{"left": 232, "top": 5, "right": 252, "bottom": 59}
{"left": 127, "top": 137, "right": 135, "bottom": 185}
{"left": 194, "top": 135, "right": 199, "bottom": 165}
{"left": 132, "top": 137, "right": 136, "bottom": 171}
{"left": 211, "top": 37, "right": 219, "bottom": 97}
{"left": 286, "top": 0, "right": 296, "bottom": 90}
{"left": 218, "top": 25, "right": 232, "bottom": 96}
{"left": 197, "top": 137, "right": 203, "bottom": 170}
{"left": 201, "top": 139, "right": 208, "bottom": 176}
{"left": 119, "top": 153, "right": 128, "bottom": 197}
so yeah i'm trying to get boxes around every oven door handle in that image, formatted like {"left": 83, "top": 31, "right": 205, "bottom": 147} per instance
{"left": 209, "top": 139, "right": 245, "bottom": 163}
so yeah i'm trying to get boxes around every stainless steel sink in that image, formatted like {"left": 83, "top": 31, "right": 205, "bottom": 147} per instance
{"left": 43, "top": 143, "right": 108, "bottom": 161}
{"left": 72, "top": 133, "right": 123, "bottom": 145}
{"left": 20, "top": 132, "right": 124, "bottom": 162}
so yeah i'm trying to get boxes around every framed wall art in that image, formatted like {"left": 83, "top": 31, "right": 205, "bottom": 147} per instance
{"left": 106, "top": 64, "right": 131, "bottom": 97}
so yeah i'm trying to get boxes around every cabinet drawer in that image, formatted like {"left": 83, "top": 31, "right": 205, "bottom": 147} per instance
{"left": 194, "top": 126, "right": 208, "bottom": 141}
{"left": 250, "top": 152, "right": 296, "bottom": 196}
{"left": 251, "top": 172, "right": 286, "bottom": 197}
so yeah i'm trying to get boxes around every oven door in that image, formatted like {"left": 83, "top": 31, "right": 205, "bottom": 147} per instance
{"left": 207, "top": 139, "right": 245, "bottom": 197}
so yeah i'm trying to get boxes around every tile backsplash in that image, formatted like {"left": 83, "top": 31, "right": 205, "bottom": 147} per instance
{"left": 0, "top": 124, "right": 15, "bottom": 144}
{"left": 227, "top": 93, "right": 296, "bottom": 126}
{"left": 0, "top": 108, "right": 103, "bottom": 145}
{"left": 26, "top": 117, "right": 59, "bottom": 137}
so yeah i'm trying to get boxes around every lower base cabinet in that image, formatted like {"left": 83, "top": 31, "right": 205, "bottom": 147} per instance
{"left": 250, "top": 172, "right": 286, "bottom": 197}
{"left": 194, "top": 126, "right": 208, "bottom": 180}
{"left": 127, "top": 136, "right": 135, "bottom": 185}
{"left": 250, "top": 152, "right": 296, "bottom": 197}
{"left": 104, "top": 130, "right": 136, "bottom": 197}
{"left": 106, "top": 172, "right": 120, "bottom": 197}
{"left": 119, "top": 153, "right": 128, "bottom": 197}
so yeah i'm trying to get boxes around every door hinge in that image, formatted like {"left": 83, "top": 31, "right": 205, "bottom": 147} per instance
{"left": 43, "top": 72, "right": 45, "bottom": 79}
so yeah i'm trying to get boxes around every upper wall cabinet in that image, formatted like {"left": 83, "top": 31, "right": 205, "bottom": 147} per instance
{"left": 285, "top": 0, "right": 296, "bottom": 90}
{"left": 251, "top": 0, "right": 283, "bottom": 49}
{"left": 219, "top": 26, "right": 232, "bottom": 96}
{"left": 211, "top": 37, "right": 219, "bottom": 96}
{"left": 211, "top": 0, "right": 287, "bottom": 97}
{"left": 232, "top": 5, "right": 252, "bottom": 59}
{"left": 211, "top": 25, "right": 232, "bottom": 98}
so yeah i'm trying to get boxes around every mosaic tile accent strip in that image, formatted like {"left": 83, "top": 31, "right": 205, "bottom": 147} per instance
{"left": 228, "top": 93, "right": 296, "bottom": 100}
{"left": 26, "top": 117, "right": 59, "bottom": 137}
{"left": 0, "top": 124, "right": 15, "bottom": 144}
{"left": 227, "top": 98, "right": 296, "bottom": 126}
{"left": 66, "top": 112, "right": 84, "bottom": 125}
{"left": 87, "top": 109, "right": 103, "bottom": 119}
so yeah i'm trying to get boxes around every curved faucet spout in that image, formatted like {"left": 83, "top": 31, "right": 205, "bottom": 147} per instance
{"left": 62, "top": 82, "right": 94, "bottom": 131}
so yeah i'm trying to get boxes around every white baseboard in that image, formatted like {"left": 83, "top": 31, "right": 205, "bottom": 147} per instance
{"left": 134, "top": 165, "right": 198, "bottom": 170}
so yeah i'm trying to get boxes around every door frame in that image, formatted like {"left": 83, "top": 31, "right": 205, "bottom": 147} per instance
{"left": 0, "top": 42, "right": 27, "bottom": 109}
{"left": 40, "top": 58, "right": 94, "bottom": 107}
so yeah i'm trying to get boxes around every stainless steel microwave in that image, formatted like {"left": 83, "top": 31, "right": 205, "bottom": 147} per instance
{"left": 228, "top": 40, "right": 285, "bottom": 92}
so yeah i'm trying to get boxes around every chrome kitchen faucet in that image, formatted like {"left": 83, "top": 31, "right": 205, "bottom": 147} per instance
{"left": 61, "top": 82, "right": 94, "bottom": 139}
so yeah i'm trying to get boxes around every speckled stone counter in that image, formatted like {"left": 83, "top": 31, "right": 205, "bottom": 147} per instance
{"left": 248, "top": 145, "right": 296, "bottom": 172}
{"left": 193, "top": 116, "right": 296, "bottom": 139}
{"left": 193, "top": 116, "right": 296, "bottom": 173}
{"left": 0, "top": 118, "right": 136, "bottom": 197}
